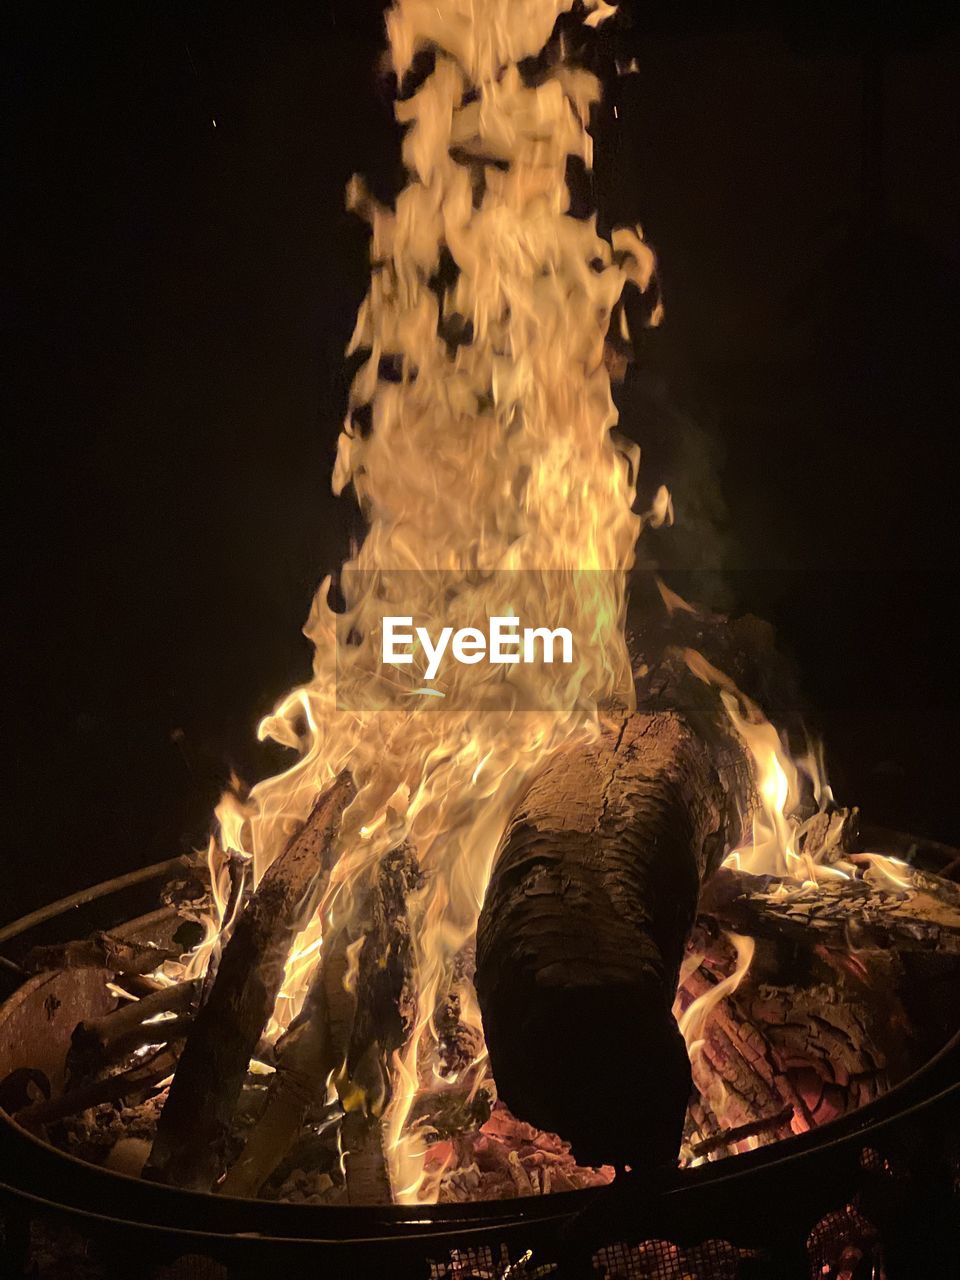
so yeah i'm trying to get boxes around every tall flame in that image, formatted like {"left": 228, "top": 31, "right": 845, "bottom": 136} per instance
{"left": 207, "top": 0, "right": 661, "bottom": 1202}
{"left": 159, "top": 2, "right": 923, "bottom": 1192}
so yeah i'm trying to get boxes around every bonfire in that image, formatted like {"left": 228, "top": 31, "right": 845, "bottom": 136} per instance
{"left": 6, "top": 0, "right": 960, "bottom": 1219}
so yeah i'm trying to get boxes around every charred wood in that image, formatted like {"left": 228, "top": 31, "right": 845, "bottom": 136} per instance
{"left": 199, "top": 851, "right": 250, "bottom": 1006}
{"left": 218, "top": 966, "right": 335, "bottom": 1199}
{"left": 687, "top": 1105, "right": 794, "bottom": 1160}
{"left": 24, "top": 933, "right": 179, "bottom": 977}
{"left": 15, "top": 1046, "right": 180, "bottom": 1130}
{"left": 68, "top": 981, "right": 199, "bottom": 1081}
{"left": 344, "top": 843, "right": 422, "bottom": 1101}
{"left": 146, "top": 771, "right": 355, "bottom": 1190}
{"left": 699, "top": 865, "right": 960, "bottom": 955}
{"left": 341, "top": 1109, "right": 393, "bottom": 1206}
{"left": 219, "top": 842, "right": 419, "bottom": 1201}
{"left": 476, "top": 711, "right": 734, "bottom": 1169}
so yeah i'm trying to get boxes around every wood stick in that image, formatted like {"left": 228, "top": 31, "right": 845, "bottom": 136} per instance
{"left": 14, "top": 1047, "right": 180, "bottom": 1129}
{"left": 218, "top": 949, "right": 338, "bottom": 1198}
{"left": 699, "top": 865, "right": 960, "bottom": 954}
{"left": 146, "top": 771, "right": 355, "bottom": 1190}
{"left": 24, "top": 933, "right": 179, "bottom": 977}
{"left": 344, "top": 844, "right": 421, "bottom": 1090}
{"left": 688, "top": 1106, "right": 795, "bottom": 1159}
{"left": 219, "top": 845, "right": 418, "bottom": 1201}
{"left": 68, "top": 982, "right": 199, "bottom": 1080}
{"left": 112, "top": 973, "right": 167, "bottom": 998}
{"left": 331, "top": 845, "right": 420, "bottom": 1204}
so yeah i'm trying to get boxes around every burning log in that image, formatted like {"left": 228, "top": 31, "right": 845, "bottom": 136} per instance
{"left": 328, "top": 844, "right": 421, "bottom": 1204}
{"left": 699, "top": 864, "right": 960, "bottom": 955}
{"left": 475, "top": 710, "right": 736, "bottom": 1169}
{"left": 342, "top": 844, "right": 422, "bottom": 1099}
{"left": 340, "top": 1110, "right": 393, "bottom": 1206}
{"left": 219, "top": 843, "right": 420, "bottom": 1201}
{"left": 676, "top": 870, "right": 960, "bottom": 1162}
{"left": 199, "top": 850, "right": 249, "bottom": 1006}
{"left": 218, "top": 961, "right": 335, "bottom": 1198}
{"left": 146, "top": 771, "right": 355, "bottom": 1190}
{"left": 67, "top": 980, "right": 199, "bottom": 1081}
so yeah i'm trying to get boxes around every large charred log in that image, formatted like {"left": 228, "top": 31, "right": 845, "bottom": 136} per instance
{"left": 475, "top": 711, "right": 737, "bottom": 1169}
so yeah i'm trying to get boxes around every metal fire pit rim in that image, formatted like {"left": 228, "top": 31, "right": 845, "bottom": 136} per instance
{"left": 3, "top": 1029, "right": 956, "bottom": 1225}
{"left": 1, "top": 829, "right": 957, "bottom": 1246}
{"left": 0, "top": 1178, "right": 582, "bottom": 1253}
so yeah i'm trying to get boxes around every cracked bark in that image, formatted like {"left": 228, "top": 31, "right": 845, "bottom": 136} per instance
{"left": 475, "top": 710, "right": 736, "bottom": 1168}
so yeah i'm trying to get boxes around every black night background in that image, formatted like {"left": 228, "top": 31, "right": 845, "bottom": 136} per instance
{"left": 5, "top": 0, "right": 959, "bottom": 923}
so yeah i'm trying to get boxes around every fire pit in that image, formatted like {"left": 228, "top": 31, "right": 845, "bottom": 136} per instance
{"left": 5, "top": 1, "right": 960, "bottom": 1276}
{"left": 2, "top": 828, "right": 958, "bottom": 1278}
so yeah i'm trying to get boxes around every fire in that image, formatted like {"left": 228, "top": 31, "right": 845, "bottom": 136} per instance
{"left": 683, "top": 645, "right": 909, "bottom": 889}
{"left": 201, "top": 0, "right": 656, "bottom": 1203}
{"left": 677, "top": 931, "right": 755, "bottom": 1062}
{"left": 158, "top": 0, "right": 914, "bottom": 1196}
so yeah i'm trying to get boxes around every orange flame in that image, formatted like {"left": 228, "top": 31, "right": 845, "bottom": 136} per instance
{"left": 190, "top": 0, "right": 649, "bottom": 1203}
{"left": 155, "top": 0, "right": 918, "bottom": 1195}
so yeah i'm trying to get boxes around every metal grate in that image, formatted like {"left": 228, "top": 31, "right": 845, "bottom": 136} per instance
{"left": 428, "top": 1237, "right": 760, "bottom": 1280}
{"left": 429, "top": 1244, "right": 504, "bottom": 1279}
{"left": 594, "top": 1237, "right": 754, "bottom": 1279}
{"left": 805, "top": 1206, "right": 882, "bottom": 1280}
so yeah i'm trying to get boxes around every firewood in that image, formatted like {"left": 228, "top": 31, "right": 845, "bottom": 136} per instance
{"left": 674, "top": 903, "right": 957, "bottom": 1160}
{"left": 341, "top": 1109, "right": 392, "bottom": 1205}
{"left": 328, "top": 844, "right": 421, "bottom": 1205}
{"left": 687, "top": 1106, "right": 795, "bottom": 1160}
{"left": 68, "top": 981, "right": 199, "bottom": 1080}
{"left": 219, "top": 842, "right": 419, "bottom": 1200}
{"left": 343, "top": 843, "right": 422, "bottom": 1095}
{"left": 679, "top": 965, "right": 819, "bottom": 1138}
{"left": 699, "top": 865, "right": 960, "bottom": 955}
{"left": 218, "top": 966, "right": 335, "bottom": 1198}
{"left": 112, "top": 973, "right": 167, "bottom": 998}
{"left": 24, "top": 933, "right": 179, "bottom": 977}
{"left": 475, "top": 710, "right": 734, "bottom": 1170}
{"left": 146, "top": 771, "right": 355, "bottom": 1190}
{"left": 199, "top": 851, "right": 249, "bottom": 1006}
{"left": 14, "top": 1046, "right": 180, "bottom": 1130}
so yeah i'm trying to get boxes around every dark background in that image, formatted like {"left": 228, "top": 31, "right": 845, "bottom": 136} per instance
{"left": 5, "top": 0, "right": 959, "bottom": 923}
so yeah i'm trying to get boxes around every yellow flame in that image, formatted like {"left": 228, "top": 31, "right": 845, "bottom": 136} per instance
{"left": 160, "top": 0, "right": 911, "bottom": 1194}
{"left": 178, "top": 0, "right": 641, "bottom": 1203}
{"left": 677, "top": 931, "right": 754, "bottom": 1060}
{"left": 683, "top": 647, "right": 847, "bottom": 885}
